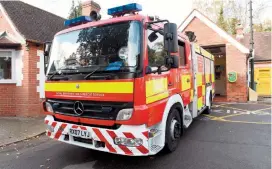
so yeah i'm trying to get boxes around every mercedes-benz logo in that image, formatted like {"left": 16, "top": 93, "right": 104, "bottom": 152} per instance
{"left": 73, "top": 101, "right": 84, "bottom": 116}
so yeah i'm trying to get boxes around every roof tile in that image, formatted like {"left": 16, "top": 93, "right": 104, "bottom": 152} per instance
{"left": 0, "top": 0, "right": 65, "bottom": 43}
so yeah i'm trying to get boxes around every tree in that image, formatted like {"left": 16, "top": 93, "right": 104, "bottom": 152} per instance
{"left": 216, "top": 5, "right": 228, "bottom": 32}
{"left": 229, "top": 18, "right": 239, "bottom": 35}
{"left": 68, "top": 0, "right": 82, "bottom": 19}
{"left": 192, "top": 0, "right": 271, "bottom": 34}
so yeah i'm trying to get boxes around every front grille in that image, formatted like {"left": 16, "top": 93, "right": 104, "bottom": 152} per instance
{"left": 47, "top": 99, "right": 133, "bottom": 120}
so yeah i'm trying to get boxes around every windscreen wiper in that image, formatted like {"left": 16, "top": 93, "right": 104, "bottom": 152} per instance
{"left": 48, "top": 68, "right": 78, "bottom": 80}
{"left": 84, "top": 67, "right": 101, "bottom": 80}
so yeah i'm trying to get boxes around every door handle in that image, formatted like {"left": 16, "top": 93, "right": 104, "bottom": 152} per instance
{"left": 187, "top": 79, "right": 190, "bottom": 83}
{"left": 168, "top": 82, "right": 173, "bottom": 87}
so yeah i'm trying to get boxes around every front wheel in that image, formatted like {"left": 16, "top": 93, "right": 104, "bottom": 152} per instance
{"left": 164, "top": 107, "right": 182, "bottom": 152}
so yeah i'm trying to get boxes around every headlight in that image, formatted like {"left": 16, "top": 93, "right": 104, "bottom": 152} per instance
{"left": 116, "top": 108, "right": 133, "bottom": 121}
{"left": 114, "top": 137, "right": 143, "bottom": 147}
{"left": 45, "top": 102, "right": 54, "bottom": 113}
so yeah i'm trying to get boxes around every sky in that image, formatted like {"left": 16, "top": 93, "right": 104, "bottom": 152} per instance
{"left": 20, "top": 0, "right": 193, "bottom": 25}
{"left": 20, "top": 0, "right": 271, "bottom": 25}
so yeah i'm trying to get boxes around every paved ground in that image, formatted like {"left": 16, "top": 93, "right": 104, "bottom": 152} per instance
{"left": 0, "top": 103, "right": 271, "bottom": 169}
{"left": 0, "top": 117, "right": 45, "bottom": 146}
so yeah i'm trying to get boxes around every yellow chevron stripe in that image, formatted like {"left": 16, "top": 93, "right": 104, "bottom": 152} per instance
{"left": 202, "top": 85, "right": 206, "bottom": 96}
{"left": 146, "top": 91, "right": 169, "bottom": 104}
{"left": 212, "top": 74, "right": 215, "bottom": 83}
{"left": 205, "top": 74, "right": 211, "bottom": 83}
{"left": 198, "top": 97, "right": 203, "bottom": 110}
{"left": 45, "top": 82, "right": 133, "bottom": 93}
{"left": 197, "top": 73, "right": 203, "bottom": 86}
{"left": 181, "top": 75, "right": 191, "bottom": 91}
{"left": 146, "top": 78, "right": 168, "bottom": 104}
{"left": 190, "top": 89, "right": 194, "bottom": 102}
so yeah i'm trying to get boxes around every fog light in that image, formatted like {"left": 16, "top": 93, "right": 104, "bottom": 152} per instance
{"left": 114, "top": 137, "right": 143, "bottom": 147}
{"left": 45, "top": 102, "right": 54, "bottom": 113}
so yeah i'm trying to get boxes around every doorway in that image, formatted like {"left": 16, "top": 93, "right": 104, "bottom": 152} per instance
{"left": 203, "top": 45, "right": 227, "bottom": 98}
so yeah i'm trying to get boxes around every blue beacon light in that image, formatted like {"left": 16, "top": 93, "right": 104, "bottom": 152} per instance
{"left": 108, "top": 3, "right": 142, "bottom": 16}
{"left": 64, "top": 16, "right": 92, "bottom": 27}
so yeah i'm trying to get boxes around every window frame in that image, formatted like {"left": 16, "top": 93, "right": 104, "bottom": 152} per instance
{"left": 147, "top": 29, "right": 165, "bottom": 69}
{"left": 0, "top": 49, "right": 16, "bottom": 84}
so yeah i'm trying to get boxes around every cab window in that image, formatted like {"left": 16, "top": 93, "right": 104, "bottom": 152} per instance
{"left": 147, "top": 29, "right": 165, "bottom": 68}
{"left": 178, "top": 41, "right": 186, "bottom": 66}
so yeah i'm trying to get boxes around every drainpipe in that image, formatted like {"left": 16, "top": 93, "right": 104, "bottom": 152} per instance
{"left": 247, "top": 49, "right": 254, "bottom": 87}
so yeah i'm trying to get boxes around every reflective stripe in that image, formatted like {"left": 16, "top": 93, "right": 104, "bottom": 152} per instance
{"left": 146, "top": 78, "right": 168, "bottom": 104}
{"left": 205, "top": 74, "right": 211, "bottom": 83}
{"left": 197, "top": 97, "right": 203, "bottom": 110}
{"left": 194, "top": 43, "right": 201, "bottom": 53}
{"left": 146, "top": 91, "right": 169, "bottom": 104}
{"left": 211, "top": 74, "right": 215, "bottom": 83}
{"left": 202, "top": 85, "right": 206, "bottom": 96}
{"left": 190, "top": 89, "right": 194, "bottom": 102}
{"left": 197, "top": 73, "right": 203, "bottom": 86}
{"left": 181, "top": 75, "right": 191, "bottom": 91}
{"left": 45, "top": 82, "right": 133, "bottom": 93}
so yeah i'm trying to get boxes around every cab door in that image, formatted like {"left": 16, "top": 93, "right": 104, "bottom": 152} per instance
{"left": 178, "top": 40, "right": 192, "bottom": 106}
{"left": 144, "top": 28, "right": 177, "bottom": 126}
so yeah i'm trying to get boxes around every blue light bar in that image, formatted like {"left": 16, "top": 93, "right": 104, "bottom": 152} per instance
{"left": 108, "top": 3, "right": 142, "bottom": 16}
{"left": 64, "top": 16, "right": 92, "bottom": 27}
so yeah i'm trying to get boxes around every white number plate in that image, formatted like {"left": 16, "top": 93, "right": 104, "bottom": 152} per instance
{"left": 69, "top": 129, "right": 91, "bottom": 139}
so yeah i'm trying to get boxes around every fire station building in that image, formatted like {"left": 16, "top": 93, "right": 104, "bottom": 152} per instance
{"left": 179, "top": 10, "right": 251, "bottom": 102}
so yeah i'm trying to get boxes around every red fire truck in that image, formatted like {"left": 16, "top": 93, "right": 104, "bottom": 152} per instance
{"left": 43, "top": 3, "right": 215, "bottom": 156}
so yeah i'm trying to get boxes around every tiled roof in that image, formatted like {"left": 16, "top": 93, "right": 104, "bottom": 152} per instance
{"left": 241, "top": 32, "right": 271, "bottom": 61}
{"left": 0, "top": 0, "right": 65, "bottom": 43}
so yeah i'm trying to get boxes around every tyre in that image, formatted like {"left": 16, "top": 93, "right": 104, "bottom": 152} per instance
{"left": 164, "top": 106, "right": 182, "bottom": 153}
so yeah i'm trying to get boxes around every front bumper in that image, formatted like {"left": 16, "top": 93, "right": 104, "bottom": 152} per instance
{"left": 44, "top": 115, "right": 151, "bottom": 156}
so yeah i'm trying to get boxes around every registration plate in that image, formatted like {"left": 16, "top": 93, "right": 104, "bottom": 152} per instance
{"left": 69, "top": 129, "right": 91, "bottom": 139}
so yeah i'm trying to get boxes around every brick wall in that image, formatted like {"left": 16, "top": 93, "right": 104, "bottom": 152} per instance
{"left": 226, "top": 44, "right": 248, "bottom": 102}
{"left": 183, "top": 17, "right": 248, "bottom": 102}
{"left": 0, "top": 43, "right": 44, "bottom": 117}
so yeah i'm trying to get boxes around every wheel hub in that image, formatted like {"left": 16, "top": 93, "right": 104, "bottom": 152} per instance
{"left": 170, "top": 119, "right": 181, "bottom": 140}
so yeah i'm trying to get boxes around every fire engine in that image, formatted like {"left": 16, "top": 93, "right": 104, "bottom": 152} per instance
{"left": 43, "top": 3, "right": 215, "bottom": 156}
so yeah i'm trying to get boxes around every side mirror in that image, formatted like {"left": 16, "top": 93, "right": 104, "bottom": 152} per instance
{"left": 164, "top": 23, "right": 178, "bottom": 53}
{"left": 165, "top": 55, "right": 179, "bottom": 69}
{"left": 44, "top": 42, "right": 52, "bottom": 74}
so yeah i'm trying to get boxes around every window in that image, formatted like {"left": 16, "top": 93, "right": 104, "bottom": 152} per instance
{"left": 0, "top": 50, "right": 15, "bottom": 83}
{"left": 47, "top": 21, "right": 141, "bottom": 75}
{"left": 178, "top": 41, "right": 186, "bottom": 66}
{"left": 147, "top": 29, "right": 165, "bottom": 68}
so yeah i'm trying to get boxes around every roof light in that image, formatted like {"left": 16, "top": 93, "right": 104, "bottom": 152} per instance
{"left": 64, "top": 16, "right": 92, "bottom": 27}
{"left": 108, "top": 3, "right": 142, "bottom": 16}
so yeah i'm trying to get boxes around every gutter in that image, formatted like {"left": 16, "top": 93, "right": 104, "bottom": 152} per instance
{"left": 247, "top": 49, "right": 254, "bottom": 87}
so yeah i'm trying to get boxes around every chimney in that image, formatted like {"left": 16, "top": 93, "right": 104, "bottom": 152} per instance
{"left": 236, "top": 23, "right": 244, "bottom": 40}
{"left": 82, "top": 0, "right": 101, "bottom": 16}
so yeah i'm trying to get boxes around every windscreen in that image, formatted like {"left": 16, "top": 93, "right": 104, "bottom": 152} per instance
{"left": 46, "top": 21, "right": 141, "bottom": 75}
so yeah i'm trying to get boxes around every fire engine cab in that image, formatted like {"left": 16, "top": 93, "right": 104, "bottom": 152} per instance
{"left": 43, "top": 3, "right": 215, "bottom": 156}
